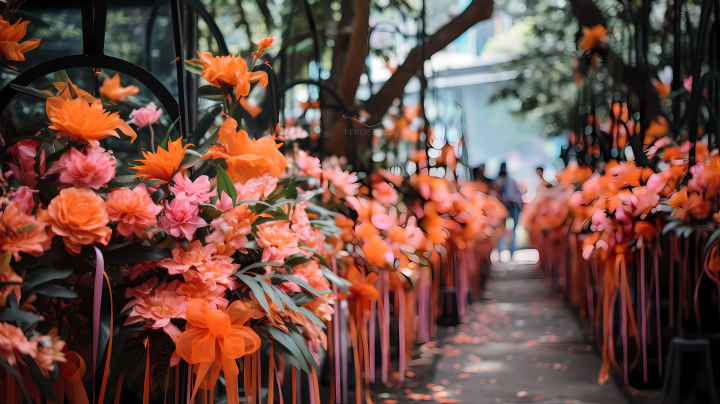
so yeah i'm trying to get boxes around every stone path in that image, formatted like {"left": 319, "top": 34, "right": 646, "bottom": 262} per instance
{"left": 370, "top": 265, "right": 651, "bottom": 404}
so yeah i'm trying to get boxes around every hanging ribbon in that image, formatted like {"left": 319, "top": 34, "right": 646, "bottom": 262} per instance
{"left": 144, "top": 338, "right": 150, "bottom": 404}
{"left": 654, "top": 245, "right": 662, "bottom": 377}
{"left": 92, "top": 246, "right": 105, "bottom": 404}
{"left": 640, "top": 244, "right": 647, "bottom": 383}
{"left": 98, "top": 272, "right": 114, "bottom": 404}
{"left": 273, "top": 357, "right": 284, "bottom": 404}
{"left": 53, "top": 351, "right": 89, "bottom": 404}
{"left": 113, "top": 374, "right": 123, "bottom": 404}
{"left": 397, "top": 287, "right": 406, "bottom": 383}
{"left": 268, "top": 348, "right": 274, "bottom": 404}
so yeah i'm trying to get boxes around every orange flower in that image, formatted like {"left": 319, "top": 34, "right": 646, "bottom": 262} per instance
{"left": 175, "top": 299, "right": 260, "bottom": 404}
{"left": 653, "top": 79, "right": 670, "bottom": 99}
{"left": 46, "top": 97, "right": 137, "bottom": 147}
{"left": 0, "top": 17, "right": 40, "bottom": 61}
{"left": 361, "top": 235, "right": 391, "bottom": 268}
{"left": 99, "top": 74, "right": 139, "bottom": 101}
{"left": 240, "top": 97, "right": 262, "bottom": 117}
{"left": 192, "top": 51, "right": 268, "bottom": 97}
{"left": 52, "top": 80, "right": 93, "bottom": 101}
{"left": 253, "top": 36, "right": 274, "bottom": 57}
{"left": 38, "top": 188, "right": 112, "bottom": 254}
{"left": 0, "top": 201, "right": 51, "bottom": 260}
{"left": 105, "top": 184, "right": 163, "bottom": 239}
{"left": 206, "top": 204, "right": 258, "bottom": 256}
{"left": 204, "top": 117, "right": 288, "bottom": 183}
{"left": 130, "top": 137, "right": 189, "bottom": 182}
{"left": 581, "top": 24, "right": 608, "bottom": 51}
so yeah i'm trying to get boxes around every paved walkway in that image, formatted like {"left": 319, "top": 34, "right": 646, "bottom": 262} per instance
{"left": 372, "top": 265, "right": 645, "bottom": 404}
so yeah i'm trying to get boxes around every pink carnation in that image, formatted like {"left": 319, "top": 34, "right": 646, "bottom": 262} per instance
{"left": 46, "top": 147, "right": 116, "bottom": 189}
{"left": 323, "top": 167, "right": 360, "bottom": 197}
{"left": 170, "top": 173, "right": 217, "bottom": 204}
{"left": 123, "top": 278, "right": 187, "bottom": 337}
{"left": 295, "top": 150, "right": 322, "bottom": 179}
{"left": 159, "top": 240, "right": 217, "bottom": 275}
{"left": 159, "top": 196, "right": 206, "bottom": 239}
{"left": 235, "top": 173, "right": 279, "bottom": 201}
{"left": 105, "top": 184, "right": 162, "bottom": 239}
{"left": 128, "top": 102, "right": 162, "bottom": 128}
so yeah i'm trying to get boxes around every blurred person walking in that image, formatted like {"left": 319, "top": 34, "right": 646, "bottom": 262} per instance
{"left": 495, "top": 162, "right": 523, "bottom": 254}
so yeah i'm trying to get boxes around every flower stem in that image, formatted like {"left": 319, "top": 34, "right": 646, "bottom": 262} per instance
{"left": 149, "top": 124, "right": 155, "bottom": 151}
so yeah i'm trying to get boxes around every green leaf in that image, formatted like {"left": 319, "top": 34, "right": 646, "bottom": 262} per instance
{"left": 198, "top": 85, "right": 223, "bottom": 101}
{"left": 33, "top": 285, "right": 78, "bottom": 298}
{"left": 22, "top": 268, "right": 73, "bottom": 291}
{"left": 103, "top": 245, "right": 172, "bottom": 265}
{"left": 160, "top": 117, "right": 182, "bottom": 151}
{"left": 259, "top": 281, "right": 285, "bottom": 313}
{"left": 237, "top": 274, "right": 271, "bottom": 314}
{"left": 295, "top": 306, "right": 327, "bottom": 329}
{"left": 273, "top": 274, "right": 331, "bottom": 297}
{"left": 237, "top": 199, "right": 272, "bottom": 207}
{"left": 706, "top": 228, "right": 720, "bottom": 255}
{"left": 662, "top": 220, "right": 684, "bottom": 235}
{"left": 285, "top": 178, "right": 298, "bottom": 199}
{"left": 265, "top": 325, "right": 310, "bottom": 373}
{"left": 54, "top": 70, "right": 70, "bottom": 83}
{"left": 178, "top": 129, "right": 219, "bottom": 171}
{"left": 321, "top": 268, "right": 351, "bottom": 295}
{"left": 0, "top": 307, "right": 41, "bottom": 325}
{"left": 286, "top": 323, "right": 320, "bottom": 373}
{"left": 256, "top": 198, "right": 293, "bottom": 214}
{"left": 10, "top": 83, "right": 50, "bottom": 100}
{"left": 234, "top": 261, "right": 284, "bottom": 275}
{"left": 305, "top": 202, "right": 337, "bottom": 218}
{"left": 184, "top": 62, "right": 205, "bottom": 76}
{"left": 198, "top": 204, "right": 223, "bottom": 222}
{"left": 291, "top": 292, "right": 316, "bottom": 307}
{"left": 216, "top": 166, "right": 237, "bottom": 206}
{"left": 14, "top": 245, "right": 69, "bottom": 271}
{"left": 284, "top": 254, "right": 313, "bottom": 268}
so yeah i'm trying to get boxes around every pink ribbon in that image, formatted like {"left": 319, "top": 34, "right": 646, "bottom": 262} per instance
{"left": 369, "top": 300, "right": 376, "bottom": 383}
{"left": 621, "top": 282, "right": 628, "bottom": 388}
{"left": 381, "top": 271, "right": 389, "bottom": 384}
{"left": 92, "top": 246, "right": 105, "bottom": 403}
{"left": 654, "top": 246, "right": 662, "bottom": 377}
{"left": 398, "top": 287, "right": 406, "bottom": 382}
{"left": 640, "top": 244, "right": 647, "bottom": 382}
{"left": 274, "top": 360, "right": 284, "bottom": 404}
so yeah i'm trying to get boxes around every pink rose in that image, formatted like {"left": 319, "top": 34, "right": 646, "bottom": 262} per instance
{"left": 128, "top": 102, "right": 162, "bottom": 128}
{"left": 46, "top": 147, "right": 116, "bottom": 189}
{"left": 5, "top": 139, "right": 44, "bottom": 188}
{"left": 170, "top": 173, "right": 217, "bottom": 205}
{"left": 159, "top": 195, "right": 206, "bottom": 239}
{"left": 10, "top": 186, "right": 37, "bottom": 214}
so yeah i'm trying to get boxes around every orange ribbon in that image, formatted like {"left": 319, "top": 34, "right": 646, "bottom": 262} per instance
{"left": 99, "top": 272, "right": 114, "bottom": 404}
{"left": 53, "top": 351, "right": 89, "bottom": 404}
{"left": 175, "top": 299, "right": 261, "bottom": 404}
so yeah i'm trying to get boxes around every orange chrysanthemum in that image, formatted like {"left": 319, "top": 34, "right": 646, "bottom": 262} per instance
{"left": 0, "top": 201, "right": 52, "bottom": 260}
{"left": 37, "top": 188, "right": 112, "bottom": 254}
{"left": 203, "top": 117, "right": 288, "bottom": 183}
{"left": 46, "top": 97, "right": 137, "bottom": 147}
{"left": 206, "top": 204, "right": 258, "bottom": 256}
{"left": 130, "top": 137, "right": 190, "bottom": 182}
{"left": 193, "top": 51, "right": 268, "bottom": 97}
{"left": 99, "top": 74, "right": 139, "bottom": 101}
{"left": 0, "top": 17, "right": 41, "bottom": 61}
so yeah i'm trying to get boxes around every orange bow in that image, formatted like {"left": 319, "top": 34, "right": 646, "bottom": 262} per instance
{"left": 52, "top": 351, "right": 89, "bottom": 404}
{"left": 175, "top": 299, "right": 261, "bottom": 404}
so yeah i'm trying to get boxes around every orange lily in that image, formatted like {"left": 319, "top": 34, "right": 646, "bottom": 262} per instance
{"left": 581, "top": 24, "right": 608, "bottom": 51}
{"left": 0, "top": 17, "right": 40, "bottom": 61}
{"left": 175, "top": 299, "right": 260, "bottom": 404}
{"left": 191, "top": 51, "right": 268, "bottom": 97}
{"left": 130, "top": 137, "right": 189, "bottom": 182}
{"left": 99, "top": 74, "right": 139, "bottom": 101}
{"left": 46, "top": 97, "right": 137, "bottom": 147}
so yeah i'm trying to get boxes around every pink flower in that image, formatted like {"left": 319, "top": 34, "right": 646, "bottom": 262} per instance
{"left": 0, "top": 322, "right": 39, "bottom": 366}
{"left": 9, "top": 186, "right": 37, "bottom": 214}
{"left": 123, "top": 278, "right": 187, "bottom": 332}
{"left": 5, "top": 139, "right": 44, "bottom": 188}
{"left": 46, "top": 147, "right": 116, "bottom": 189}
{"left": 159, "top": 240, "right": 217, "bottom": 275}
{"left": 280, "top": 126, "right": 309, "bottom": 140}
{"left": 128, "top": 259, "right": 161, "bottom": 280}
{"left": 256, "top": 221, "right": 300, "bottom": 264}
{"left": 295, "top": 150, "right": 322, "bottom": 179}
{"left": 372, "top": 181, "right": 398, "bottom": 206}
{"left": 159, "top": 196, "right": 206, "bottom": 239}
{"left": 128, "top": 102, "right": 162, "bottom": 128}
{"left": 170, "top": 173, "right": 217, "bottom": 205}
{"left": 214, "top": 191, "right": 234, "bottom": 212}
{"left": 323, "top": 167, "right": 360, "bottom": 197}
{"left": 235, "top": 173, "right": 279, "bottom": 201}
{"left": 105, "top": 184, "right": 162, "bottom": 239}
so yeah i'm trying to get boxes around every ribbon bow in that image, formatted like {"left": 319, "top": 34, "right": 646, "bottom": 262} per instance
{"left": 52, "top": 351, "right": 89, "bottom": 404}
{"left": 175, "top": 298, "right": 260, "bottom": 404}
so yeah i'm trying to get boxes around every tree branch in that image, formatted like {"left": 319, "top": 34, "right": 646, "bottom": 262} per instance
{"left": 366, "top": 0, "right": 493, "bottom": 124}
{"left": 336, "top": 0, "right": 371, "bottom": 106}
